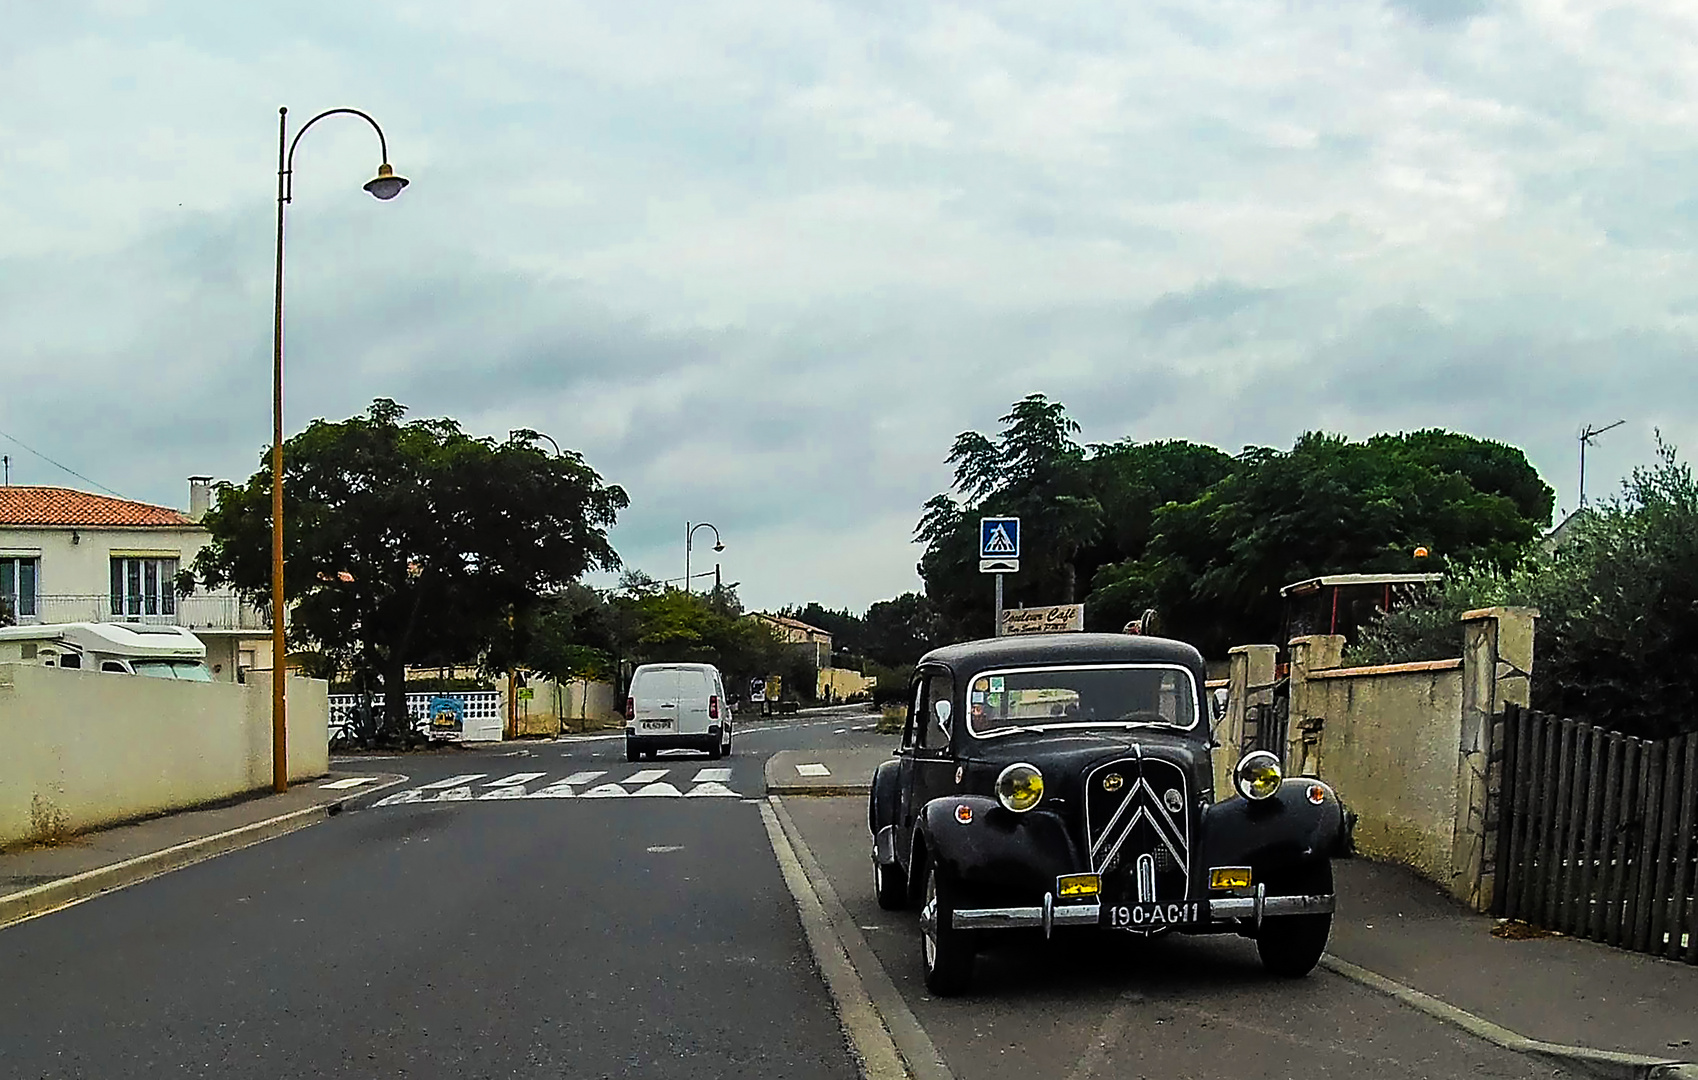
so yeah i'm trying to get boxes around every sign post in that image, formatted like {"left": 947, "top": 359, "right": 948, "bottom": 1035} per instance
{"left": 979, "top": 517, "right": 1021, "bottom": 636}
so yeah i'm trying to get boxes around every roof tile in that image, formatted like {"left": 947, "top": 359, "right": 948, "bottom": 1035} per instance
{"left": 0, "top": 486, "right": 194, "bottom": 528}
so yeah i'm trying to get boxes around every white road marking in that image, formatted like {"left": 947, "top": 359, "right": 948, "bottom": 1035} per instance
{"left": 420, "top": 774, "right": 487, "bottom": 789}
{"left": 486, "top": 772, "right": 545, "bottom": 787}
{"left": 686, "top": 782, "right": 739, "bottom": 798}
{"left": 374, "top": 789, "right": 425, "bottom": 806}
{"left": 435, "top": 786, "right": 475, "bottom": 801}
{"left": 478, "top": 785, "right": 527, "bottom": 800}
{"left": 795, "top": 763, "right": 831, "bottom": 777}
{"left": 561, "top": 770, "right": 606, "bottom": 785}
{"left": 622, "top": 769, "right": 669, "bottom": 784}
{"left": 647, "top": 845, "right": 684, "bottom": 853}
{"left": 692, "top": 768, "right": 733, "bottom": 783}
{"left": 523, "top": 784, "right": 577, "bottom": 799}
{"left": 632, "top": 782, "right": 684, "bottom": 797}
{"left": 319, "top": 777, "right": 382, "bottom": 789}
{"left": 582, "top": 783, "right": 630, "bottom": 798}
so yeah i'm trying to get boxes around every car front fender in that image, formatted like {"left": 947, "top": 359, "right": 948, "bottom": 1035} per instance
{"left": 916, "top": 796, "right": 1085, "bottom": 903}
{"left": 1199, "top": 778, "right": 1347, "bottom": 878}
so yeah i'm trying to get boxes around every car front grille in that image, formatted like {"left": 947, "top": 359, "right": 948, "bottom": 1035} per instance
{"left": 1082, "top": 756, "right": 1191, "bottom": 906}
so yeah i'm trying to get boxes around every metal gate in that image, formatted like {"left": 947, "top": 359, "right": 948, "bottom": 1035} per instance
{"left": 1492, "top": 703, "right": 1698, "bottom": 963}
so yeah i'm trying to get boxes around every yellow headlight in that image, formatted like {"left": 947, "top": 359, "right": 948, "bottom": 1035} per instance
{"left": 1234, "top": 750, "right": 1283, "bottom": 801}
{"left": 996, "top": 762, "right": 1044, "bottom": 813}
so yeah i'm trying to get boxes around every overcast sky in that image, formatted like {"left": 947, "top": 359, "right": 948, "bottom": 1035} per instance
{"left": 3, "top": 0, "right": 1695, "bottom": 611}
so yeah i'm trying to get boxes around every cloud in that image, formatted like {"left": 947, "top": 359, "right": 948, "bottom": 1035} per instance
{"left": 3, "top": 0, "right": 1697, "bottom": 610}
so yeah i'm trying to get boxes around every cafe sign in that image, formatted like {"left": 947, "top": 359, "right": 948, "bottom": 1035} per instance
{"left": 999, "top": 603, "right": 1085, "bottom": 636}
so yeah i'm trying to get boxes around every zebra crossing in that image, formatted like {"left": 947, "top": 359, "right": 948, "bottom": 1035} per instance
{"left": 371, "top": 767, "right": 744, "bottom": 807}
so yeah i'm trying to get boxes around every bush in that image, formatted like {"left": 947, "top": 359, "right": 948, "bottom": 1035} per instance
{"left": 868, "top": 663, "right": 914, "bottom": 707}
{"left": 1354, "top": 440, "right": 1698, "bottom": 739}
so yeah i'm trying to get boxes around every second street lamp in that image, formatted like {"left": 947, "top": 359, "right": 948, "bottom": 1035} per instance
{"left": 270, "top": 106, "right": 407, "bottom": 792}
{"left": 684, "top": 522, "right": 724, "bottom": 596}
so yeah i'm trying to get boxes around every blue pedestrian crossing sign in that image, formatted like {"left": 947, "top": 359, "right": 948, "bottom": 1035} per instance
{"left": 980, "top": 517, "right": 1020, "bottom": 559}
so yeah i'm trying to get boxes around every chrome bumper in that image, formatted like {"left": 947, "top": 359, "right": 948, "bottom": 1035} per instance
{"left": 950, "top": 892, "right": 1335, "bottom": 933}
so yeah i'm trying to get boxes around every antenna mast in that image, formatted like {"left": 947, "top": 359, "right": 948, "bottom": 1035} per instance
{"left": 1578, "top": 419, "right": 1626, "bottom": 508}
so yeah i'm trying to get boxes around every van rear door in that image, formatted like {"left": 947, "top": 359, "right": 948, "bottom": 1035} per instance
{"left": 632, "top": 667, "right": 684, "bottom": 732}
{"left": 674, "top": 668, "right": 713, "bottom": 735}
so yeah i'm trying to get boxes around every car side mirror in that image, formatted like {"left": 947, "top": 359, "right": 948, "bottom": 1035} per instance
{"left": 1212, "top": 688, "right": 1229, "bottom": 721}
{"left": 934, "top": 699, "right": 952, "bottom": 739}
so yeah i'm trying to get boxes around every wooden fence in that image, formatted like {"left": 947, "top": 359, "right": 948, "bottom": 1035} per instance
{"left": 1492, "top": 703, "right": 1698, "bottom": 963}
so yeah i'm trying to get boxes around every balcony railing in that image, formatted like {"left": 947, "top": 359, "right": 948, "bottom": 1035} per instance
{"left": 20, "top": 594, "right": 275, "bottom": 632}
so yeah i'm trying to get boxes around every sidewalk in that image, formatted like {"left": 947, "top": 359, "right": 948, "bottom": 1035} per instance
{"left": 1329, "top": 857, "right": 1698, "bottom": 1063}
{"left": 1, "top": 771, "right": 404, "bottom": 929}
{"left": 765, "top": 746, "right": 891, "bottom": 795}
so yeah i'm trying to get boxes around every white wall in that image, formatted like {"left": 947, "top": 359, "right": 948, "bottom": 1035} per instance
{"left": 0, "top": 663, "right": 329, "bottom": 847}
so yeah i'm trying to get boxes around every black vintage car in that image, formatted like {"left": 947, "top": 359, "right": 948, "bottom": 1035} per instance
{"left": 868, "top": 633, "right": 1348, "bottom": 996}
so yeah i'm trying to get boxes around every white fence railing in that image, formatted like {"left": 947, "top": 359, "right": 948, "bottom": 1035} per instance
{"left": 329, "top": 690, "right": 504, "bottom": 742}
{"left": 25, "top": 593, "right": 273, "bottom": 632}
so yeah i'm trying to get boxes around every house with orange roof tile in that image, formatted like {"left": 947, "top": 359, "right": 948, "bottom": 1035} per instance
{"left": 0, "top": 479, "right": 273, "bottom": 681}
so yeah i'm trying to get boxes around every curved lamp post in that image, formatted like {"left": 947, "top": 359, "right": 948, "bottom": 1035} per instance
{"left": 684, "top": 522, "right": 724, "bottom": 596}
{"left": 270, "top": 106, "right": 407, "bottom": 792}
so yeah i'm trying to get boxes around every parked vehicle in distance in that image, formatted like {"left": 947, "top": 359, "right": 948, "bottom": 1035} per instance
{"left": 0, "top": 622, "right": 213, "bottom": 680}
{"left": 868, "top": 633, "right": 1349, "bottom": 996}
{"left": 625, "top": 662, "right": 733, "bottom": 761}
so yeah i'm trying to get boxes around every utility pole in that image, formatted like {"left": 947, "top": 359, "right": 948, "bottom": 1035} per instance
{"left": 1578, "top": 419, "right": 1626, "bottom": 508}
{"left": 2, "top": 455, "right": 9, "bottom": 485}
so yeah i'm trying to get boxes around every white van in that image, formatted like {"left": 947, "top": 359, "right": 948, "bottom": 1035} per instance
{"left": 624, "top": 662, "right": 733, "bottom": 762}
{"left": 0, "top": 622, "right": 213, "bottom": 680}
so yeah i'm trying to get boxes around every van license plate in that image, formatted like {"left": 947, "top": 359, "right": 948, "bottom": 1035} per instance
{"left": 1104, "top": 902, "right": 1201, "bottom": 929}
{"left": 641, "top": 721, "right": 670, "bottom": 730}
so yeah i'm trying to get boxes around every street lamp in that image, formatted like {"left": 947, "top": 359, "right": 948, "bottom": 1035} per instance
{"left": 270, "top": 106, "right": 407, "bottom": 793}
{"left": 684, "top": 522, "right": 724, "bottom": 596}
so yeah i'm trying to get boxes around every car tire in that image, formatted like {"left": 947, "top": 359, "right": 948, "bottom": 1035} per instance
{"left": 1256, "top": 860, "right": 1334, "bottom": 978}
{"left": 625, "top": 739, "right": 638, "bottom": 762}
{"left": 919, "top": 860, "right": 974, "bottom": 996}
{"left": 874, "top": 858, "right": 907, "bottom": 911}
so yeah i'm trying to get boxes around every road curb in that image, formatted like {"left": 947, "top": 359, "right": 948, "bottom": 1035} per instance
{"left": 1319, "top": 955, "right": 1696, "bottom": 1080}
{"left": 766, "top": 784, "right": 874, "bottom": 797}
{"left": 0, "top": 775, "right": 408, "bottom": 933}
{"left": 765, "top": 795, "right": 954, "bottom": 1080}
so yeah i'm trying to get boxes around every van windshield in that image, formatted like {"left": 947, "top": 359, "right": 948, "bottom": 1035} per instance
{"left": 131, "top": 660, "right": 213, "bottom": 682}
{"left": 967, "top": 664, "right": 1198, "bottom": 737}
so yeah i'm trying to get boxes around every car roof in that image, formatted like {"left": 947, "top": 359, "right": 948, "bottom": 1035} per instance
{"left": 919, "top": 633, "right": 1205, "bottom": 676}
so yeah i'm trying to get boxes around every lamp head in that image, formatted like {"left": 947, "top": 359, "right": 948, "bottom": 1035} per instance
{"left": 364, "top": 162, "right": 409, "bottom": 201}
{"left": 713, "top": 541, "right": 725, "bottom": 552}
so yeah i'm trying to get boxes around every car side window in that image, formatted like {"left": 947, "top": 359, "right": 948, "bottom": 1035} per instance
{"left": 924, "top": 671, "right": 954, "bottom": 753}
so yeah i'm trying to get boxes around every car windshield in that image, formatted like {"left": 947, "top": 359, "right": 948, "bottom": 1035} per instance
{"left": 966, "top": 663, "right": 1197, "bottom": 737}
{"left": 130, "top": 660, "right": 213, "bottom": 681}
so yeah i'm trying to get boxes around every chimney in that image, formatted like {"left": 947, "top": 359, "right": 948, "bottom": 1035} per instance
{"left": 188, "top": 476, "right": 214, "bottom": 522}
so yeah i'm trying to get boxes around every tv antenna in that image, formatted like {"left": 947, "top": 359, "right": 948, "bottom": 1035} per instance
{"left": 1578, "top": 419, "right": 1625, "bottom": 507}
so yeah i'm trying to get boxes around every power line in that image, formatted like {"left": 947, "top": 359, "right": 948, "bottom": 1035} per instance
{"left": 0, "top": 424, "right": 125, "bottom": 496}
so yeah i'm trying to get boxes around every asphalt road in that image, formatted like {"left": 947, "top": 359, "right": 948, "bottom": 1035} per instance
{"left": 0, "top": 707, "right": 1584, "bottom": 1080}
{"left": 0, "top": 707, "right": 889, "bottom": 1079}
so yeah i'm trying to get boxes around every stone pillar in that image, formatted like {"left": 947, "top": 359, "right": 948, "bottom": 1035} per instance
{"left": 1454, "top": 607, "right": 1539, "bottom": 911}
{"left": 1218, "top": 645, "right": 1277, "bottom": 801}
{"left": 1287, "top": 635, "right": 1344, "bottom": 775}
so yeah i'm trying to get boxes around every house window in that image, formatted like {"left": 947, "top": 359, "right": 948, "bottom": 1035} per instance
{"left": 0, "top": 557, "right": 38, "bottom": 619}
{"left": 110, "top": 557, "right": 177, "bottom": 617}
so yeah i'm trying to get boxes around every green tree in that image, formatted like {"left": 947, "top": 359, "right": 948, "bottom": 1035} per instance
{"left": 917, "top": 395, "right": 1104, "bottom": 639}
{"left": 192, "top": 399, "right": 627, "bottom": 735}
{"left": 1357, "top": 441, "right": 1698, "bottom": 738}
{"left": 862, "top": 591, "right": 941, "bottom": 667}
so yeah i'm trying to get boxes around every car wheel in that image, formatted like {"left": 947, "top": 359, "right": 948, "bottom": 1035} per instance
{"left": 1256, "top": 860, "right": 1334, "bottom": 978}
{"left": 625, "top": 739, "right": 638, "bottom": 762}
{"left": 919, "top": 860, "right": 974, "bottom": 996}
{"left": 722, "top": 729, "right": 733, "bottom": 758}
{"left": 874, "top": 857, "right": 907, "bottom": 911}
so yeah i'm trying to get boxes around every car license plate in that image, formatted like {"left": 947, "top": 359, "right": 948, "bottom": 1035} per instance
{"left": 641, "top": 720, "right": 670, "bottom": 730}
{"left": 1104, "top": 901, "right": 1202, "bottom": 929}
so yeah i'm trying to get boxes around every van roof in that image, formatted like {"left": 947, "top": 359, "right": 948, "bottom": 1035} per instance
{"left": 0, "top": 622, "right": 207, "bottom": 659}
